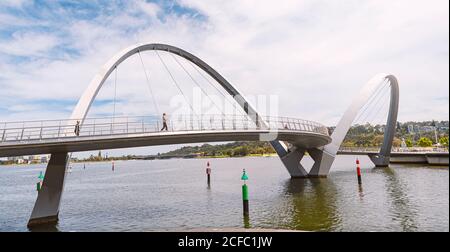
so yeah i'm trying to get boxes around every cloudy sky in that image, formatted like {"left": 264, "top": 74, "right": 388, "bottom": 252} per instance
{"left": 0, "top": 0, "right": 448, "bottom": 156}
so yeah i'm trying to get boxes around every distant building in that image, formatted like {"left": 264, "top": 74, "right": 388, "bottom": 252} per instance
{"left": 7, "top": 156, "right": 23, "bottom": 162}
{"left": 40, "top": 155, "right": 49, "bottom": 163}
{"left": 419, "top": 126, "right": 435, "bottom": 133}
{"left": 439, "top": 126, "right": 449, "bottom": 132}
{"left": 408, "top": 125, "right": 415, "bottom": 134}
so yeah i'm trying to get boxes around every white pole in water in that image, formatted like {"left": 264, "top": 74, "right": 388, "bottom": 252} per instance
{"left": 434, "top": 127, "right": 439, "bottom": 145}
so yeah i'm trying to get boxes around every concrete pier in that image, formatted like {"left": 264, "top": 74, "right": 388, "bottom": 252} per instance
{"left": 386, "top": 152, "right": 448, "bottom": 166}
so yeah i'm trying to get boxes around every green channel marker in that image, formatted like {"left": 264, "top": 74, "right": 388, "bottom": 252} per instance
{"left": 241, "top": 169, "right": 249, "bottom": 216}
{"left": 38, "top": 171, "right": 44, "bottom": 180}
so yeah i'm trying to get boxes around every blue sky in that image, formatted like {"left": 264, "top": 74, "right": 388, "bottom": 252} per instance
{"left": 0, "top": 0, "right": 448, "bottom": 156}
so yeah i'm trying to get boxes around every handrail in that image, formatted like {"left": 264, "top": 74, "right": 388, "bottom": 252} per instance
{"left": 0, "top": 114, "right": 329, "bottom": 143}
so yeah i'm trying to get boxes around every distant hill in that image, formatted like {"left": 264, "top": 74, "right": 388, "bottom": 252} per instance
{"left": 162, "top": 120, "right": 449, "bottom": 157}
{"left": 162, "top": 141, "right": 276, "bottom": 157}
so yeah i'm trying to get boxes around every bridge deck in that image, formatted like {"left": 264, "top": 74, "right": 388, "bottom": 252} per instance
{"left": 0, "top": 129, "right": 331, "bottom": 157}
{"left": 0, "top": 115, "right": 331, "bottom": 157}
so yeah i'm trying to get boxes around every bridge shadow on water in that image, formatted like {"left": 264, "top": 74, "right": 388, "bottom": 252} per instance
{"left": 281, "top": 178, "right": 341, "bottom": 232}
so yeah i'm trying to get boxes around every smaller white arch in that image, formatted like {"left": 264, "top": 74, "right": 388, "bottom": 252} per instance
{"left": 308, "top": 73, "right": 399, "bottom": 177}
{"left": 326, "top": 73, "right": 399, "bottom": 156}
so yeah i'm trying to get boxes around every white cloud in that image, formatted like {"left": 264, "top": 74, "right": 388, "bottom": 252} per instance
{"left": 136, "top": 0, "right": 161, "bottom": 18}
{"left": 0, "top": 31, "right": 59, "bottom": 57}
{"left": 0, "top": 0, "right": 29, "bottom": 8}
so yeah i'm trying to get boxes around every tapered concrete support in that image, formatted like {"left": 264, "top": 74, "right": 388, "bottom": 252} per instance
{"left": 308, "top": 148, "right": 336, "bottom": 177}
{"left": 28, "top": 152, "right": 69, "bottom": 227}
{"left": 280, "top": 147, "right": 308, "bottom": 178}
{"left": 368, "top": 154, "right": 390, "bottom": 167}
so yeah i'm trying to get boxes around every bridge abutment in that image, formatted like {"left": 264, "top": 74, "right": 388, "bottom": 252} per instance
{"left": 308, "top": 148, "right": 335, "bottom": 178}
{"left": 368, "top": 154, "right": 390, "bottom": 167}
{"left": 28, "top": 152, "right": 69, "bottom": 227}
{"left": 280, "top": 147, "right": 309, "bottom": 178}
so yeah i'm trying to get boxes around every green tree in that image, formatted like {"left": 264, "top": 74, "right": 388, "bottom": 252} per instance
{"left": 372, "top": 135, "right": 384, "bottom": 146}
{"left": 439, "top": 136, "right": 449, "bottom": 147}
{"left": 417, "top": 137, "right": 433, "bottom": 147}
{"left": 233, "top": 146, "right": 249, "bottom": 156}
{"left": 405, "top": 138, "right": 413, "bottom": 147}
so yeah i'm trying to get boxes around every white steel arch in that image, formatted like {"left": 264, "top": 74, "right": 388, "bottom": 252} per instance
{"left": 69, "top": 42, "right": 289, "bottom": 165}
{"left": 70, "top": 43, "right": 259, "bottom": 123}
{"left": 308, "top": 73, "right": 399, "bottom": 177}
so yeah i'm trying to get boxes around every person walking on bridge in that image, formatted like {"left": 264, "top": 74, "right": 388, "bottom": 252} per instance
{"left": 74, "top": 120, "right": 80, "bottom": 136}
{"left": 161, "top": 113, "right": 168, "bottom": 131}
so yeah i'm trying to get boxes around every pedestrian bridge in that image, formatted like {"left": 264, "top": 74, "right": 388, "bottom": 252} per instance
{"left": 0, "top": 114, "right": 330, "bottom": 157}
{"left": 0, "top": 42, "right": 401, "bottom": 227}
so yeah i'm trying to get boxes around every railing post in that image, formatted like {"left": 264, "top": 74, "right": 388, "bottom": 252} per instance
{"left": 57, "top": 121, "right": 61, "bottom": 138}
{"left": 233, "top": 115, "right": 236, "bottom": 130}
{"left": 222, "top": 115, "right": 225, "bottom": 130}
{"left": 39, "top": 121, "right": 43, "bottom": 140}
{"left": 1, "top": 122, "right": 6, "bottom": 142}
{"left": 93, "top": 119, "right": 96, "bottom": 136}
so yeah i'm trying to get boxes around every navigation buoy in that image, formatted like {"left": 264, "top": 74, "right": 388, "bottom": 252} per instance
{"left": 356, "top": 158, "right": 362, "bottom": 185}
{"left": 206, "top": 161, "right": 211, "bottom": 186}
{"left": 241, "top": 169, "right": 249, "bottom": 216}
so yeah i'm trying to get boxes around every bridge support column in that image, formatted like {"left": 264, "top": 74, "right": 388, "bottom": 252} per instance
{"left": 368, "top": 154, "right": 390, "bottom": 167}
{"left": 279, "top": 147, "right": 309, "bottom": 178}
{"left": 308, "top": 148, "right": 335, "bottom": 178}
{"left": 28, "top": 152, "right": 69, "bottom": 227}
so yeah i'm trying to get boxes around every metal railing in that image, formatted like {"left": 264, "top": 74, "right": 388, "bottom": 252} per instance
{"left": 0, "top": 114, "right": 329, "bottom": 144}
{"left": 339, "top": 146, "right": 449, "bottom": 153}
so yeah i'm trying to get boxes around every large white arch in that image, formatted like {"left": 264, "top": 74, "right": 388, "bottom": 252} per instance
{"left": 69, "top": 42, "right": 290, "bottom": 159}
{"left": 71, "top": 43, "right": 260, "bottom": 123}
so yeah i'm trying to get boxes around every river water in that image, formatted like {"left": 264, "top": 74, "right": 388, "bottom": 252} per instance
{"left": 0, "top": 156, "right": 448, "bottom": 231}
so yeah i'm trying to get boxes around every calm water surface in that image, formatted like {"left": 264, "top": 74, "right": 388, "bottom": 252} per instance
{"left": 0, "top": 156, "right": 448, "bottom": 231}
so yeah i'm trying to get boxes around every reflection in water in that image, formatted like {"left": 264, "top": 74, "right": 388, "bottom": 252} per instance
{"left": 358, "top": 184, "right": 364, "bottom": 200}
{"left": 243, "top": 215, "right": 251, "bottom": 229}
{"left": 282, "top": 178, "right": 341, "bottom": 231}
{"left": 380, "top": 167, "right": 418, "bottom": 231}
